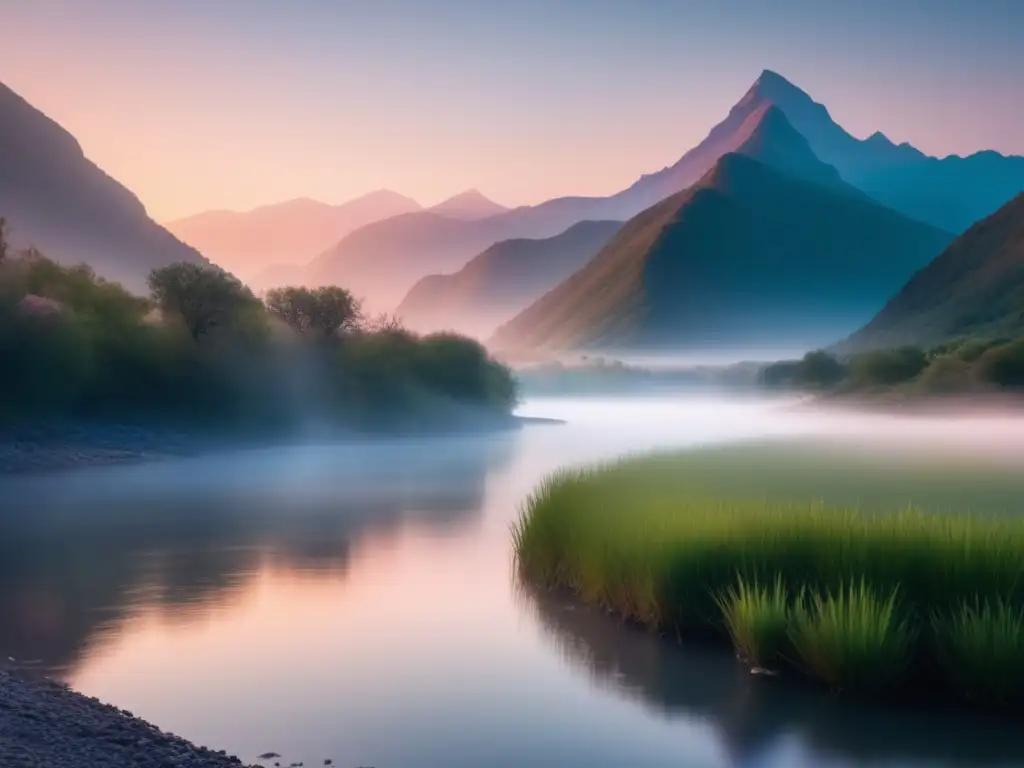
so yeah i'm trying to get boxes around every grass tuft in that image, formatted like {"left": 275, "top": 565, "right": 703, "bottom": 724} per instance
{"left": 933, "top": 597, "right": 1024, "bottom": 704}
{"left": 715, "top": 575, "right": 792, "bottom": 669}
{"left": 789, "top": 580, "right": 914, "bottom": 692}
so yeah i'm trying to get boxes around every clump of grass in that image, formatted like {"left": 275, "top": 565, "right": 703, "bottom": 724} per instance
{"left": 933, "top": 598, "right": 1024, "bottom": 704}
{"left": 789, "top": 580, "right": 914, "bottom": 692}
{"left": 715, "top": 575, "right": 792, "bottom": 669}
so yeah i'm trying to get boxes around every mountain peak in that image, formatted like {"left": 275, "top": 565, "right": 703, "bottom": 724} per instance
{"left": 745, "top": 69, "right": 814, "bottom": 107}
{"left": 429, "top": 189, "right": 507, "bottom": 220}
{"left": 730, "top": 104, "right": 844, "bottom": 187}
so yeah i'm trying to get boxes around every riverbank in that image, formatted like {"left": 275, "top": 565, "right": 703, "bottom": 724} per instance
{"left": 0, "top": 666, "right": 255, "bottom": 768}
{"left": 512, "top": 443, "right": 1024, "bottom": 706}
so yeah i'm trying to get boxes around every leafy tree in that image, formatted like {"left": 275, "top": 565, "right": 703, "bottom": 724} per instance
{"left": 265, "top": 286, "right": 361, "bottom": 338}
{"left": 148, "top": 262, "right": 259, "bottom": 340}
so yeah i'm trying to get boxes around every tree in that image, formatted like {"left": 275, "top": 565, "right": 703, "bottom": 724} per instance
{"left": 265, "top": 286, "right": 361, "bottom": 338}
{"left": 148, "top": 262, "right": 259, "bottom": 341}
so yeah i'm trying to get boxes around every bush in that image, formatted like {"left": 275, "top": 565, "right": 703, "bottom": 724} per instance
{"left": 847, "top": 346, "right": 928, "bottom": 387}
{"left": 975, "top": 339, "right": 1024, "bottom": 389}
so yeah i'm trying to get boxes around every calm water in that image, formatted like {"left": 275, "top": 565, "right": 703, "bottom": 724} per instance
{"left": 2, "top": 395, "right": 1023, "bottom": 768}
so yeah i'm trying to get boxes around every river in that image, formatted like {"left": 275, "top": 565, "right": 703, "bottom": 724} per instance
{"left": 0, "top": 395, "right": 1022, "bottom": 768}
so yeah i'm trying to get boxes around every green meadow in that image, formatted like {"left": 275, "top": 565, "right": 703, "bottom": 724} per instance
{"left": 512, "top": 441, "right": 1024, "bottom": 705}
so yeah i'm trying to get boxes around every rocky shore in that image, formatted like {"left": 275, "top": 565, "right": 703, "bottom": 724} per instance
{"left": 0, "top": 667, "right": 255, "bottom": 768}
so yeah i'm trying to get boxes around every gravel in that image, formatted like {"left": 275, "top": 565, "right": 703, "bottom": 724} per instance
{"left": 0, "top": 667, "right": 256, "bottom": 768}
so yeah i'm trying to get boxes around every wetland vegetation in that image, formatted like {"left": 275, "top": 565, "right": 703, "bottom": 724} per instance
{"left": 513, "top": 442, "right": 1024, "bottom": 706}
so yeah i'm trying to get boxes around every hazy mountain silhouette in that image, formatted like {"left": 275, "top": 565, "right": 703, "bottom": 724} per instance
{"left": 427, "top": 189, "right": 507, "bottom": 220}
{"left": 396, "top": 220, "right": 621, "bottom": 337}
{"left": 838, "top": 193, "right": 1024, "bottom": 351}
{"left": 295, "top": 69, "right": 1017, "bottom": 311}
{"left": 0, "top": 81, "right": 210, "bottom": 291}
{"left": 305, "top": 92, "right": 851, "bottom": 312}
{"left": 166, "top": 190, "right": 421, "bottom": 282}
{"left": 491, "top": 148, "right": 952, "bottom": 353}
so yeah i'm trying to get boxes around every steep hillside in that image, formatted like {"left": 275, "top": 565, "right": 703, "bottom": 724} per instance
{"left": 166, "top": 190, "right": 421, "bottom": 281}
{"left": 0, "top": 81, "right": 209, "bottom": 291}
{"left": 837, "top": 193, "right": 1024, "bottom": 351}
{"left": 396, "top": 220, "right": 621, "bottom": 337}
{"left": 491, "top": 153, "right": 952, "bottom": 353}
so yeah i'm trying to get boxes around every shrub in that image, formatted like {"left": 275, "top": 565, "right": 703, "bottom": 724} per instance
{"left": 847, "top": 346, "right": 928, "bottom": 387}
{"left": 975, "top": 339, "right": 1024, "bottom": 389}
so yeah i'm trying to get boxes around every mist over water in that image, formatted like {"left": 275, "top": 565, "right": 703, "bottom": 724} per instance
{"left": 1, "top": 394, "right": 1023, "bottom": 768}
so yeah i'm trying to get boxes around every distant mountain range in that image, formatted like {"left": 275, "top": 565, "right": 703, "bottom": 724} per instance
{"left": 304, "top": 70, "right": 1022, "bottom": 316}
{"left": 0, "top": 81, "right": 209, "bottom": 291}
{"left": 3, "top": 69, "right": 1021, "bottom": 355}
{"left": 165, "top": 191, "right": 421, "bottom": 281}
{"left": 490, "top": 109, "right": 953, "bottom": 353}
{"left": 837, "top": 193, "right": 1024, "bottom": 351}
{"left": 396, "top": 220, "right": 621, "bottom": 337}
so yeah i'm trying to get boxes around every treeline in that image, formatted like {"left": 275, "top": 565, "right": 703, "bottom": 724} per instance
{"left": 761, "top": 337, "right": 1024, "bottom": 394}
{"left": 0, "top": 227, "right": 516, "bottom": 433}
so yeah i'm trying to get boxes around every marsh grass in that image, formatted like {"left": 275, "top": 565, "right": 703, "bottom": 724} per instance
{"left": 512, "top": 444, "right": 1024, "bottom": 703}
{"left": 789, "top": 581, "right": 914, "bottom": 692}
{"left": 715, "top": 575, "right": 792, "bottom": 668}
{"left": 934, "top": 598, "right": 1024, "bottom": 703}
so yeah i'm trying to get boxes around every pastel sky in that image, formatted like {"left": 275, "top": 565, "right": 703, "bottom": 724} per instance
{"left": 2, "top": 0, "right": 1022, "bottom": 221}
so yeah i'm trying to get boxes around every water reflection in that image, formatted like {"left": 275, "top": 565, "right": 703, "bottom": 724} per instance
{"left": 0, "top": 434, "right": 515, "bottom": 675}
{"left": 525, "top": 585, "right": 1024, "bottom": 767}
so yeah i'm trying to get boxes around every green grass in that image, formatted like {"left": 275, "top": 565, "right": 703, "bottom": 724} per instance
{"left": 715, "top": 575, "right": 791, "bottom": 669}
{"left": 933, "top": 598, "right": 1024, "bottom": 704}
{"left": 512, "top": 441, "right": 1024, "bottom": 704}
{"left": 789, "top": 580, "right": 913, "bottom": 692}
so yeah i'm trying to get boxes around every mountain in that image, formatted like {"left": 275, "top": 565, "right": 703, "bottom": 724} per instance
{"left": 427, "top": 189, "right": 507, "bottom": 220}
{"left": 396, "top": 220, "right": 621, "bottom": 337}
{"left": 308, "top": 69, "right": 1020, "bottom": 312}
{"left": 490, "top": 151, "right": 952, "bottom": 354}
{"left": 731, "top": 70, "right": 1024, "bottom": 232}
{"left": 837, "top": 193, "right": 1024, "bottom": 351}
{"left": 306, "top": 103, "right": 849, "bottom": 313}
{"left": 165, "top": 190, "right": 421, "bottom": 282}
{"left": 0, "top": 81, "right": 209, "bottom": 291}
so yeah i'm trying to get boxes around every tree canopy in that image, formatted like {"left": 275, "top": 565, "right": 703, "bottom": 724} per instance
{"left": 148, "top": 262, "right": 260, "bottom": 340}
{"left": 265, "top": 286, "right": 361, "bottom": 338}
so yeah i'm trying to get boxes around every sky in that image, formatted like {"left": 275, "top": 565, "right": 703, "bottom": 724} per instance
{"left": 1, "top": 0, "right": 1022, "bottom": 221}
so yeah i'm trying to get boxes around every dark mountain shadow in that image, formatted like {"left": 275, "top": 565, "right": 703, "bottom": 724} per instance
{"left": 0, "top": 434, "right": 516, "bottom": 676}
{"left": 523, "top": 585, "right": 1024, "bottom": 767}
